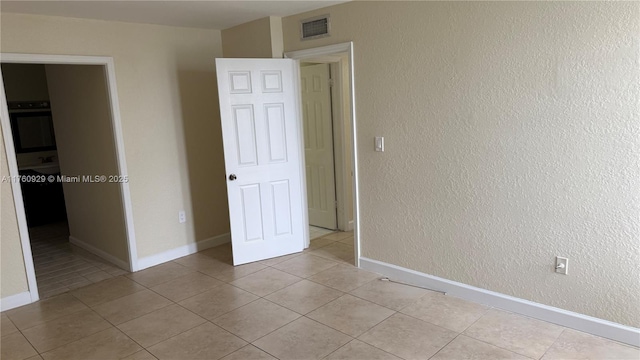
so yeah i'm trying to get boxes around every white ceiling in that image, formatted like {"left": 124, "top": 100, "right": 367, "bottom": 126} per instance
{"left": 0, "top": 1, "right": 346, "bottom": 30}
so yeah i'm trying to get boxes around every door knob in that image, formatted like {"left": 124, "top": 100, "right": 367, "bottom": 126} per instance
{"left": 229, "top": 174, "right": 237, "bottom": 181}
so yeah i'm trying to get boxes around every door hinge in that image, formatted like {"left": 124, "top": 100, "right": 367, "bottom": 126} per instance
{"left": 335, "top": 200, "right": 338, "bottom": 208}
{"left": 329, "top": 78, "right": 335, "bottom": 87}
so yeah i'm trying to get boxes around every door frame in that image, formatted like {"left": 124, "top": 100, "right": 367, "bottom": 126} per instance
{"left": 285, "top": 42, "right": 361, "bottom": 267}
{"left": 0, "top": 53, "right": 139, "bottom": 306}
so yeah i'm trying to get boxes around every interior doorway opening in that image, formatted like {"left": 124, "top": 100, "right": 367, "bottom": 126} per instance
{"left": 0, "top": 55, "right": 138, "bottom": 306}
{"left": 287, "top": 42, "right": 360, "bottom": 267}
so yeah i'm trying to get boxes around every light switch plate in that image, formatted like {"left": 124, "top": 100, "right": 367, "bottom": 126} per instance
{"left": 375, "top": 136, "right": 384, "bottom": 152}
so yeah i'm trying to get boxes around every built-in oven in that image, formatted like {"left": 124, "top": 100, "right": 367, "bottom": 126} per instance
{"left": 8, "top": 101, "right": 56, "bottom": 153}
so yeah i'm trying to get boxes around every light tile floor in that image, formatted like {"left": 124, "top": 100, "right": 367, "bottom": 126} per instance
{"left": 2, "top": 230, "right": 639, "bottom": 360}
{"left": 28, "top": 222, "right": 129, "bottom": 299}
{"left": 309, "top": 225, "right": 336, "bottom": 240}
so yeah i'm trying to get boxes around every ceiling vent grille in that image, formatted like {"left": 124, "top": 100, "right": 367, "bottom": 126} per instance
{"left": 301, "top": 15, "right": 330, "bottom": 40}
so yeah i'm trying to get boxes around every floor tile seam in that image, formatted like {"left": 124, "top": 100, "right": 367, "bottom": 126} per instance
{"left": 209, "top": 267, "right": 269, "bottom": 283}
{"left": 117, "top": 310, "right": 209, "bottom": 350}
{"left": 250, "top": 316, "right": 355, "bottom": 355}
{"left": 35, "top": 257, "right": 91, "bottom": 271}
{"left": 144, "top": 271, "right": 226, "bottom": 296}
{"left": 472, "top": 307, "right": 568, "bottom": 358}
{"left": 32, "top": 258, "right": 80, "bottom": 269}
{"left": 261, "top": 285, "right": 347, "bottom": 316}
{"left": 321, "top": 306, "right": 396, "bottom": 338}
{"left": 259, "top": 295, "right": 309, "bottom": 316}
{"left": 466, "top": 335, "right": 539, "bottom": 360}
{"left": 52, "top": 273, "right": 96, "bottom": 287}
{"left": 34, "top": 280, "right": 73, "bottom": 292}
{"left": 537, "top": 328, "right": 567, "bottom": 360}
{"left": 38, "top": 262, "right": 100, "bottom": 276}
{"left": 38, "top": 326, "right": 143, "bottom": 359}
{"left": 97, "top": 297, "right": 175, "bottom": 328}
{"left": 485, "top": 307, "right": 569, "bottom": 333}
{"left": 141, "top": 319, "right": 248, "bottom": 358}
{"left": 26, "top": 307, "right": 116, "bottom": 355}
{"left": 306, "top": 252, "right": 348, "bottom": 263}
{"left": 70, "top": 282, "right": 149, "bottom": 308}
{"left": 343, "top": 283, "right": 402, "bottom": 311}
{"left": 306, "top": 241, "right": 340, "bottom": 251}
{"left": 302, "top": 274, "right": 372, "bottom": 293}
{"left": 376, "top": 310, "right": 469, "bottom": 340}
{"left": 173, "top": 274, "right": 264, "bottom": 305}
{"left": 396, "top": 302, "right": 491, "bottom": 335}
{"left": 38, "top": 276, "right": 93, "bottom": 292}
{"left": 460, "top": 325, "right": 547, "bottom": 359}
{"left": 303, "top": 309, "right": 382, "bottom": 339}
{"left": 212, "top": 306, "right": 301, "bottom": 344}
{"left": 272, "top": 261, "right": 341, "bottom": 279}
{"left": 35, "top": 264, "right": 90, "bottom": 278}
{"left": 6, "top": 326, "right": 42, "bottom": 356}
{"left": 228, "top": 276, "right": 305, "bottom": 298}
{"left": 320, "top": 337, "right": 402, "bottom": 360}
{"left": 247, "top": 341, "right": 281, "bottom": 360}
{"left": 203, "top": 297, "right": 263, "bottom": 323}
{"left": 6, "top": 301, "right": 90, "bottom": 332}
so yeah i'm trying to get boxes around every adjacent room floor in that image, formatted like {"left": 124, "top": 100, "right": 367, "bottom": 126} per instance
{"left": 309, "top": 225, "right": 335, "bottom": 241}
{"left": 28, "top": 222, "right": 128, "bottom": 299}
{"left": 2, "top": 231, "right": 638, "bottom": 360}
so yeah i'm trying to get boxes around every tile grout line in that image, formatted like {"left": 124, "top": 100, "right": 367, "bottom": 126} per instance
{"left": 450, "top": 307, "right": 546, "bottom": 360}
{"left": 31, "top": 306, "right": 119, "bottom": 356}
{"left": 537, "top": 328, "right": 566, "bottom": 360}
{"left": 424, "top": 305, "right": 490, "bottom": 360}
{"left": 5, "top": 241, "right": 306, "bottom": 358}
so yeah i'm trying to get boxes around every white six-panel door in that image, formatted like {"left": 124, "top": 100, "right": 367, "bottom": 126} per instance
{"left": 301, "top": 63, "right": 338, "bottom": 230}
{"left": 216, "top": 59, "right": 305, "bottom": 265}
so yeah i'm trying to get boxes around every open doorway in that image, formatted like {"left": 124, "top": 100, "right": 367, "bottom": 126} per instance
{"left": 0, "top": 55, "right": 138, "bottom": 303}
{"left": 300, "top": 62, "right": 339, "bottom": 236}
{"left": 287, "top": 43, "right": 360, "bottom": 266}
{"left": 214, "top": 43, "right": 359, "bottom": 267}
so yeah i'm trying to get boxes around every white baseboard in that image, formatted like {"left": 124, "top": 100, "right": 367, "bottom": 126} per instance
{"left": 69, "top": 236, "right": 131, "bottom": 271}
{"left": 0, "top": 291, "right": 32, "bottom": 311}
{"left": 347, "top": 220, "right": 354, "bottom": 231}
{"left": 137, "top": 233, "right": 231, "bottom": 271}
{"left": 360, "top": 257, "right": 640, "bottom": 347}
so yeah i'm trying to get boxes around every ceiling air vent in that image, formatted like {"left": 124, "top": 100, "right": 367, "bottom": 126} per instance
{"left": 301, "top": 15, "right": 330, "bottom": 40}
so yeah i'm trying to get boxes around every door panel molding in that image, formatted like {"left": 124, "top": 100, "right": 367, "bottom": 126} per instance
{"left": 217, "top": 58, "right": 306, "bottom": 265}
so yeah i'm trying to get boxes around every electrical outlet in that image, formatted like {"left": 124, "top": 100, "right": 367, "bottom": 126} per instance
{"left": 179, "top": 211, "right": 186, "bottom": 223}
{"left": 555, "top": 256, "right": 568, "bottom": 275}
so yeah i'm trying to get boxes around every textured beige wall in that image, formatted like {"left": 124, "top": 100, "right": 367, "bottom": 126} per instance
{"left": 269, "top": 17, "right": 284, "bottom": 58}
{"left": 0, "top": 13, "right": 228, "bottom": 269}
{"left": 283, "top": 2, "right": 640, "bottom": 327}
{"left": 222, "top": 17, "right": 273, "bottom": 58}
{"left": 46, "top": 64, "right": 129, "bottom": 263}
{"left": 1, "top": 63, "right": 50, "bottom": 102}
{"left": 222, "top": 16, "right": 283, "bottom": 58}
{"left": 0, "top": 127, "right": 29, "bottom": 298}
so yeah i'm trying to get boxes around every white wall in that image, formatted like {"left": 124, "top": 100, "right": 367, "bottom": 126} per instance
{"left": 283, "top": 2, "right": 640, "bottom": 327}
{"left": 0, "top": 13, "right": 228, "bottom": 299}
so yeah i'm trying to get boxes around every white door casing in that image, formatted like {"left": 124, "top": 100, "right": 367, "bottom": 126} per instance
{"left": 216, "top": 58, "right": 305, "bottom": 265}
{"left": 301, "top": 63, "right": 337, "bottom": 230}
